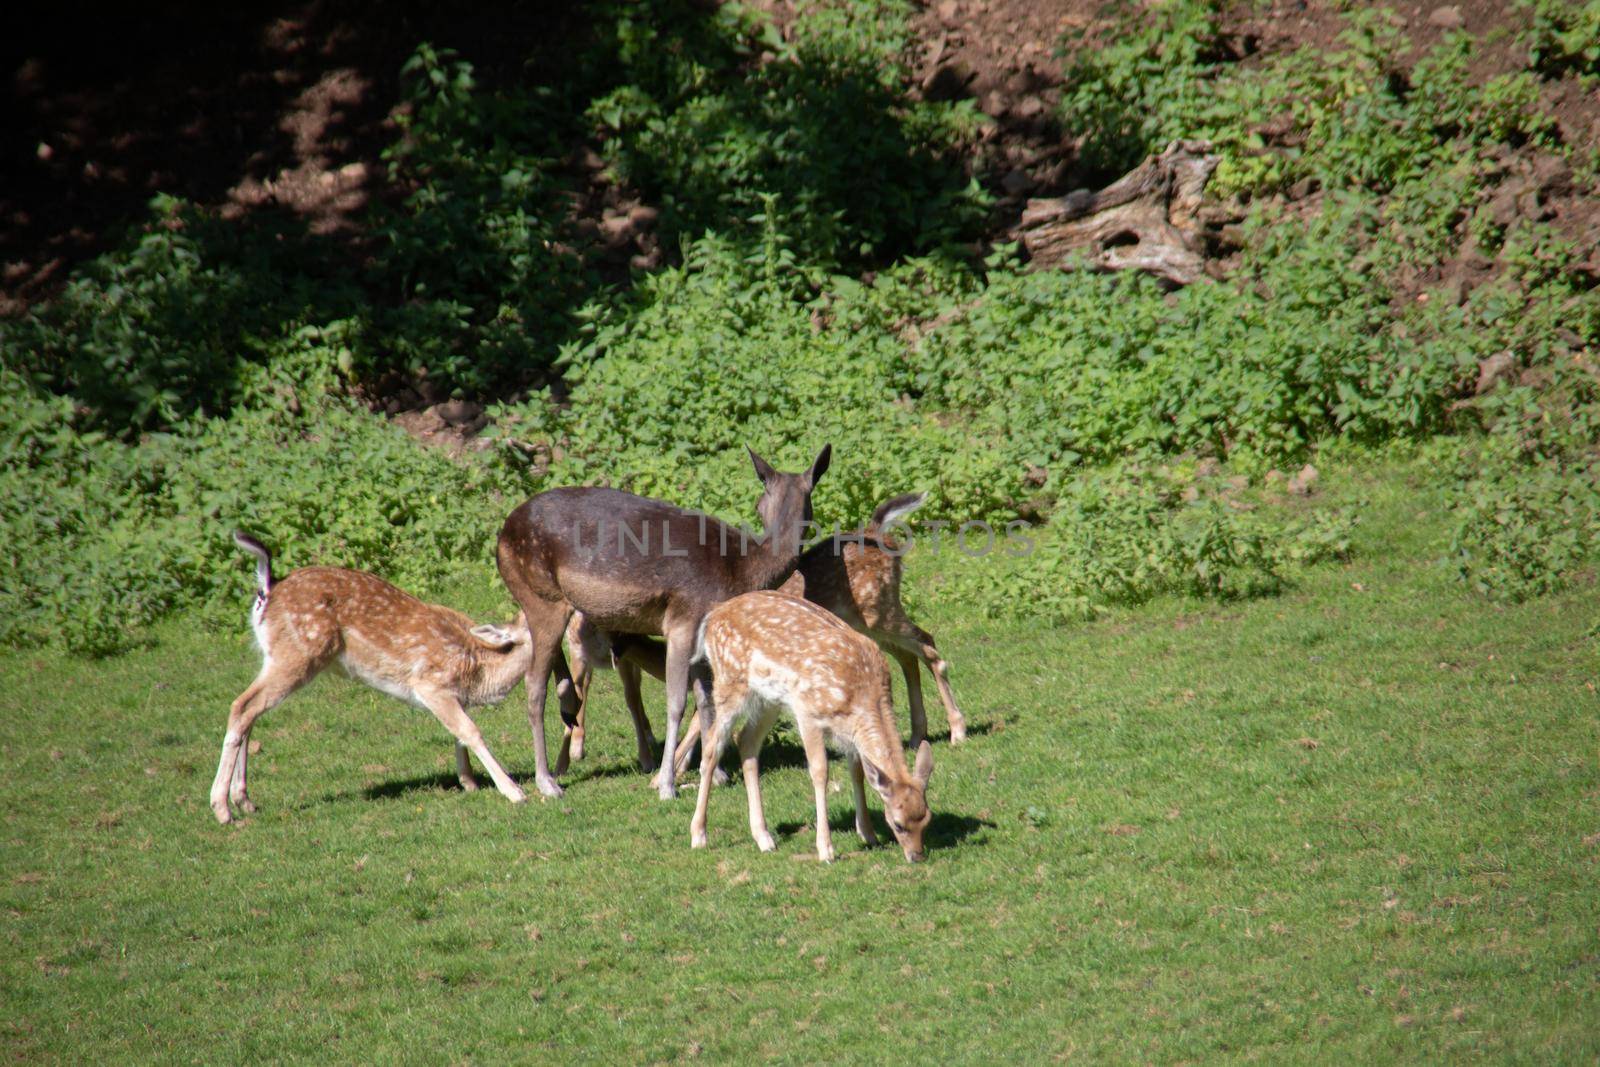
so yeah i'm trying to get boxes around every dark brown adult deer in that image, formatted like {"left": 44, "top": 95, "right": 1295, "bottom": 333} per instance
{"left": 496, "top": 445, "right": 831, "bottom": 799}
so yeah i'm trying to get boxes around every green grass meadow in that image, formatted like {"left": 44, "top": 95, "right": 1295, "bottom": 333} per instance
{"left": 3, "top": 459, "right": 1596, "bottom": 1062}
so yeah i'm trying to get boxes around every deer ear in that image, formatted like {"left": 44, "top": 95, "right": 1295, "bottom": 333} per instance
{"left": 860, "top": 756, "right": 891, "bottom": 794}
{"left": 808, "top": 443, "right": 832, "bottom": 486}
{"left": 469, "top": 624, "right": 517, "bottom": 652}
{"left": 748, "top": 446, "right": 778, "bottom": 484}
{"left": 912, "top": 739, "right": 933, "bottom": 787}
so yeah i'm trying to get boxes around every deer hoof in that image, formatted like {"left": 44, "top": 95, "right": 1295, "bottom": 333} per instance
{"left": 458, "top": 777, "right": 480, "bottom": 793}
{"left": 234, "top": 796, "right": 257, "bottom": 814}
{"left": 691, "top": 828, "right": 708, "bottom": 849}
{"left": 503, "top": 786, "right": 529, "bottom": 804}
{"left": 712, "top": 766, "right": 730, "bottom": 787}
{"left": 535, "top": 776, "right": 564, "bottom": 799}
{"left": 657, "top": 780, "right": 677, "bottom": 801}
{"left": 211, "top": 800, "right": 233, "bottom": 825}
{"left": 950, "top": 722, "right": 968, "bottom": 744}
{"left": 816, "top": 843, "right": 836, "bottom": 864}
{"left": 755, "top": 832, "right": 776, "bottom": 853}
{"left": 638, "top": 751, "right": 658, "bottom": 774}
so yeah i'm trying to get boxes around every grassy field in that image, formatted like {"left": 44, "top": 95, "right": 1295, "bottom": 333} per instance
{"left": 2, "top": 457, "right": 1597, "bottom": 1063}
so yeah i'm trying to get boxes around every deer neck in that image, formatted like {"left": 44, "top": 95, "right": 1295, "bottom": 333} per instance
{"left": 853, "top": 704, "right": 912, "bottom": 784}
{"left": 476, "top": 644, "right": 534, "bottom": 704}
{"left": 733, "top": 515, "right": 805, "bottom": 592}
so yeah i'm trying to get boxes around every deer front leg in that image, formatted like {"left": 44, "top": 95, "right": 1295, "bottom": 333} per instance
{"left": 424, "top": 690, "right": 526, "bottom": 804}
{"left": 655, "top": 630, "right": 694, "bottom": 801}
{"left": 850, "top": 755, "right": 878, "bottom": 847}
{"left": 798, "top": 720, "right": 834, "bottom": 863}
{"left": 619, "top": 661, "right": 659, "bottom": 773}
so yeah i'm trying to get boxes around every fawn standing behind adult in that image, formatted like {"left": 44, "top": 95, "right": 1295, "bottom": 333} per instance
{"left": 789, "top": 491, "right": 966, "bottom": 747}
{"left": 689, "top": 589, "right": 934, "bottom": 863}
{"left": 210, "top": 532, "right": 532, "bottom": 824}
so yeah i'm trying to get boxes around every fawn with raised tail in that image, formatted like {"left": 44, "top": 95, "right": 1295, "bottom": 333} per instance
{"left": 497, "top": 445, "right": 830, "bottom": 800}
{"left": 564, "top": 491, "right": 966, "bottom": 776}
{"left": 210, "top": 532, "right": 532, "bottom": 824}
{"left": 689, "top": 589, "right": 934, "bottom": 863}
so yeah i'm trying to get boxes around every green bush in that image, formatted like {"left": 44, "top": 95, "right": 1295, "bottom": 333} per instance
{"left": 1519, "top": 0, "right": 1600, "bottom": 77}
{"left": 0, "top": 197, "right": 360, "bottom": 435}
{"left": 923, "top": 463, "right": 1354, "bottom": 624}
{"left": 586, "top": 0, "right": 987, "bottom": 268}
{"left": 0, "top": 370, "right": 524, "bottom": 654}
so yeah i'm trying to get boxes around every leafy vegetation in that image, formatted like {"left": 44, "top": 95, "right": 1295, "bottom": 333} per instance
{"left": 1, "top": 0, "right": 1596, "bottom": 645}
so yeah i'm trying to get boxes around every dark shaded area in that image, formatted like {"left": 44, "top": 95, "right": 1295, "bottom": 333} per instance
{"left": 776, "top": 809, "right": 992, "bottom": 849}
{"left": 358, "top": 770, "right": 470, "bottom": 801}
{"left": 2, "top": 0, "right": 594, "bottom": 313}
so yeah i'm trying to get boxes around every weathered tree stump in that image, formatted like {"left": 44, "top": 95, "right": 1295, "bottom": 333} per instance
{"left": 1016, "top": 139, "right": 1220, "bottom": 286}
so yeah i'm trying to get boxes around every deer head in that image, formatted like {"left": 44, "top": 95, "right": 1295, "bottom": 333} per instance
{"left": 468, "top": 611, "right": 535, "bottom": 704}
{"left": 862, "top": 740, "right": 934, "bottom": 862}
{"left": 750, "top": 443, "right": 830, "bottom": 549}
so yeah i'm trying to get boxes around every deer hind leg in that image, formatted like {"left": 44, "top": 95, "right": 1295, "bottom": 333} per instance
{"left": 797, "top": 719, "right": 836, "bottom": 863}
{"left": 229, "top": 721, "right": 256, "bottom": 813}
{"left": 518, "top": 601, "right": 573, "bottom": 799}
{"left": 850, "top": 755, "right": 879, "bottom": 847}
{"left": 421, "top": 689, "right": 526, "bottom": 804}
{"left": 618, "top": 660, "right": 660, "bottom": 773}
{"left": 736, "top": 700, "right": 780, "bottom": 852}
{"left": 884, "top": 623, "right": 967, "bottom": 744}
{"left": 690, "top": 681, "right": 752, "bottom": 848}
{"left": 211, "top": 667, "right": 304, "bottom": 824}
{"left": 668, "top": 662, "right": 728, "bottom": 786}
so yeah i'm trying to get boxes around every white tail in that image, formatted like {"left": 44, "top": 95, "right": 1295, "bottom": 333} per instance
{"left": 209, "top": 533, "right": 532, "bottom": 824}
{"left": 688, "top": 590, "right": 934, "bottom": 863}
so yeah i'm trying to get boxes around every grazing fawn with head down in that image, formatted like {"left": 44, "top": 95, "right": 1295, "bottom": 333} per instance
{"left": 689, "top": 590, "right": 934, "bottom": 863}
{"left": 497, "top": 444, "right": 830, "bottom": 800}
{"left": 210, "top": 532, "right": 532, "bottom": 824}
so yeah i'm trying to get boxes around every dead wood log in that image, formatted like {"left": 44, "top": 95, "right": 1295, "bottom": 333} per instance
{"left": 1017, "top": 139, "right": 1220, "bottom": 286}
